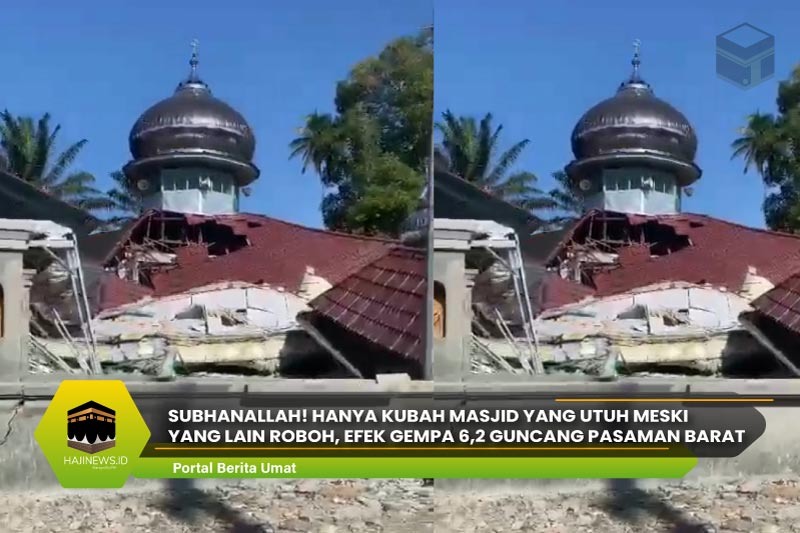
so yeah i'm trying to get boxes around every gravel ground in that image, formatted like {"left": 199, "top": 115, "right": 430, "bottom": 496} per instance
{"left": 435, "top": 478, "right": 800, "bottom": 533}
{"left": 0, "top": 479, "right": 433, "bottom": 533}
{"left": 2, "top": 477, "right": 800, "bottom": 532}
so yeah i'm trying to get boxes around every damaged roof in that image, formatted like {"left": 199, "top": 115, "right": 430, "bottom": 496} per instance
{"left": 95, "top": 210, "right": 396, "bottom": 311}
{"left": 536, "top": 210, "right": 800, "bottom": 311}
{"left": 538, "top": 272, "right": 596, "bottom": 310}
{"left": 0, "top": 169, "right": 98, "bottom": 235}
{"left": 79, "top": 221, "right": 137, "bottom": 266}
{"left": 751, "top": 274, "right": 800, "bottom": 334}
{"left": 433, "top": 167, "right": 542, "bottom": 233}
{"left": 520, "top": 225, "right": 574, "bottom": 264}
{"left": 306, "top": 246, "right": 427, "bottom": 363}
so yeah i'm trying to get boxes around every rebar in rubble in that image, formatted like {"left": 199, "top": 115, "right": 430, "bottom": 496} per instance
{"left": 51, "top": 309, "right": 93, "bottom": 374}
{"left": 472, "top": 334, "right": 517, "bottom": 374}
{"left": 494, "top": 309, "right": 533, "bottom": 374}
{"left": 29, "top": 335, "right": 75, "bottom": 374}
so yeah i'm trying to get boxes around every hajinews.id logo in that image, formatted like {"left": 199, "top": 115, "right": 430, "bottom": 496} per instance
{"left": 34, "top": 380, "right": 150, "bottom": 488}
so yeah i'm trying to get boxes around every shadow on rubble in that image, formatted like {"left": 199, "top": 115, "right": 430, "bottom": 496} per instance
{"left": 601, "top": 382, "right": 713, "bottom": 533}
{"left": 160, "top": 478, "right": 270, "bottom": 533}
{"left": 603, "top": 479, "right": 713, "bottom": 533}
{"left": 149, "top": 382, "right": 271, "bottom": 533}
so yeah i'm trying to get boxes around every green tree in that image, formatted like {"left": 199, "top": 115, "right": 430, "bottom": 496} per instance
{"left": 732, "top": 66, "right": 800, "bottom": 231}
{"left": 0, "top": 110, "right": 113, "bottom": 212}
{"left": 102, "top": 170, "right": 144, "bottom": 229}
{"left": 435, "top": 110, "right": 556, "bottom": 212}
{"left": 290, "top": 29, "right": 431, "bottom": 236}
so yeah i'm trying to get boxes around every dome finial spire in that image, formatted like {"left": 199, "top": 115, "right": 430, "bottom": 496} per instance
{"left": 177, "top": 38, "right": 207, "bottom": 92}
{"left": 618, "top": 38, "right": 649, "bottom": 92}
{"left": 189, "top": 39, "right": 200, "bottom": 81}
{"left": 631, "top": 39, "right": 642, "bottom": 81}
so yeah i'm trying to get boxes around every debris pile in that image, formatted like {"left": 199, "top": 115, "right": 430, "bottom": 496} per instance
{"left": 28, "top": 210, "right": 425, "bottom": 379}
{"left": 468, "top": 210, "right": 800, "bottom": 379}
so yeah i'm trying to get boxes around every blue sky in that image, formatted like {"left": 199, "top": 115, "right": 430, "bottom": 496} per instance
{"left": 435, "top": 0, "right": 800, "bottom": 228}
{"left": 0, "top": 0, "right": 431, "bottom": 228}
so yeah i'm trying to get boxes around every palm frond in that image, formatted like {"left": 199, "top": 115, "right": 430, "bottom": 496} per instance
{"left": 486, "top": 139, "right": 530, "bottom": 183}
{"left": 471, "top": 113, "right": 495, "bottom": 183}
{"left": 33, "top": 114, "right": 53, "bottom": 184}
{"left": 0, "top": 111, "right": 111, "bottom": 217}
{"left": 43, "top": 139, "right": 88, "bottom": 185}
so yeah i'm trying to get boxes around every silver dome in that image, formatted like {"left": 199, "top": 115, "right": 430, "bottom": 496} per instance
{"left": 126, "top": 49, "right": 259, "bottom": 185}
{"left": 567, "top": 46, "right": 700, "bottom": 186}
{"left": 571, "top": 81, "right": 698, "bottom": 163}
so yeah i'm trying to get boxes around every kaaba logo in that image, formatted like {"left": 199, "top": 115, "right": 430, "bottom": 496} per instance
{"left": 67, "top": 401, "right": 116, "bottom": 454}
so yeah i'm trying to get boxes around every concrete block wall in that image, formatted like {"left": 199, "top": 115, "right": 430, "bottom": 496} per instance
{"left": 0, "top": 396, "right": 52, "bottom": 488}
{"left": 0, "top": 251, "right": 26, "bottom": 377}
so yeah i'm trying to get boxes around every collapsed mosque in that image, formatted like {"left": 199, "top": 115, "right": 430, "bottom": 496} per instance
{"left": 433, "top": 44, "right": 800, "bottom": 379}
{"left": 1, "top": 46, "right": 427, "bottom": 379}
{"left": 8, "top": 41, "right": 800, "bottom": 381}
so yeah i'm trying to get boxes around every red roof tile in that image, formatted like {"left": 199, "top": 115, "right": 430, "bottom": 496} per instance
{"left": 537, "top": 210, "right": 800, "bottom": 311}
{"left": 307, "top": 246, "right": 427, "bottom": 362}
{"left": 96, "top": 210, "right": 397, "bottom": 311}
{"left": 96, "top": 272, "right": 154, "bottom": 311}
{"left": 752, "top": 274, "right": 800, "bottom": 334}
{"left": 538, "top": 273, "right": 595, "bottom": 310}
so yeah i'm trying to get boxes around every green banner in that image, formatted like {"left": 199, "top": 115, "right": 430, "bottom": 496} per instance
{"left": 133, "top": 456, "right": 697, "bottom": 479}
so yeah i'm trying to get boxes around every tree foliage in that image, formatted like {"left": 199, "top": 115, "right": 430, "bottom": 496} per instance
{"left": 102, "top": 170, "right": 144, "bottom": 229}
{"left": 732, "top": 66, "right": 800, "bottom": 231}
{"left": 435, "top": 110, "right": 557, "bottom": 212}
{"left": 290, "top": 29, "right": 432, "bottom": 236}
{"left": 546, "top": 170, "right": 583, "bottom": 225}
{"left": 0, "top": 110, "right": 113, "bottom": 213}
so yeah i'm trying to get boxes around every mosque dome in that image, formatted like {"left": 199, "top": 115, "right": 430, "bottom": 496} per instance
{"left": 126, "top": 46, "right": 258, "bottom": 185}
{"left": 568, "top": 43, "right": 700, "bottom": 186}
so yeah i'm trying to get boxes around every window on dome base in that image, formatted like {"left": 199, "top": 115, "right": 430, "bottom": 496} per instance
{"left": 602, "top": 168, "right": 677, "bottom": 194}
{"left": 149, "top": 168, "right": 239, "bottom": 215}
{"left": 594, "top": 167, "right": 681, "bottom": 215}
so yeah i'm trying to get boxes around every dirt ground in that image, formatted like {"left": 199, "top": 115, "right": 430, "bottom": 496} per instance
{"left": 1, "top": 477, "right": 799, "bottom": 532}
{"left": 433, "top": 478, "right": 800, "bottom": 533}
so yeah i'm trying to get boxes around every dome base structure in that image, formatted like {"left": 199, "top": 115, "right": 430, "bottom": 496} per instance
{"left": 566, "top": 153, "right": 702, "bottom": 188}
{"left": 123, "top": 162, "right": 251, "bottom": 215}
{"left": 123, "top": 152, "right": 259, "bottom": 187}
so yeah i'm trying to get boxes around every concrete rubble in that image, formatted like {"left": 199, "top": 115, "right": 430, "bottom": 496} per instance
{"left": 36, "top": 273, "right": 333, "bottom": 377}
{"left": 0, "top": 218, "right": 99, "bottom": 376}
{"left": 476, "top": 281, "right": 769, "bottom": 378}
{"left": 455, "top": 211, "right": 800, "bottom": 380}
{"left": 23, "top": 209, "right": 424, "bottom": 379}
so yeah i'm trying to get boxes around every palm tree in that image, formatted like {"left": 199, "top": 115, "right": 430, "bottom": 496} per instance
{"left": 435, "top": 110, "right": 555, "bottom": 211}
{"left": 289, "top": 112, "right": 349, "bottom": 186}
{"left": 102, "top": 170, "right": 143, "bottom": 229}
{"left": 547, "top": 170, "right": 583, "bottom": 221}
{"left": 0, "top": 110, "right": 113, "bottom": 212}
{"left": 731, "top": 112, "right": 792, "bottom": 186}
